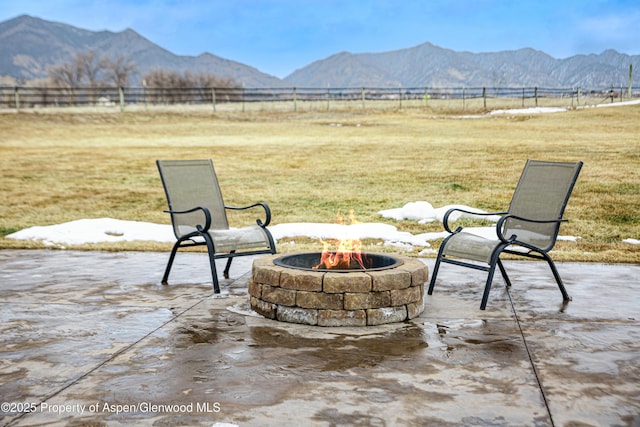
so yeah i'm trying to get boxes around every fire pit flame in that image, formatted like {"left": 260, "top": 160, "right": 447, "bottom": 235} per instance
{"left": 314, "top": 241, "right": 365, "bottom": 270}
{"left": 313, "top": 209, "right": 366, "bottom": 270}
{"left": 274, "top": 251, "right": 400, "bottom": 272}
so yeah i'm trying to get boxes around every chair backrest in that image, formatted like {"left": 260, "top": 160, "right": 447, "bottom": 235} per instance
{"left": 504, "top": 159, "right": 583, "bottom": 252}
{"left": 157, "top": 159, "right": 229, "bottom": 237}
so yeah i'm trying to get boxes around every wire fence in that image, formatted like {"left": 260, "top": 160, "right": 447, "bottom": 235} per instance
{"left": 1, "top": 85, "right": 638, "bottom": 112}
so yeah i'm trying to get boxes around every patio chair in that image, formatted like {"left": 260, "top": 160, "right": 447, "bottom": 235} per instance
{"left": 157, "top": 159, "right": 276, "bottom": 293}
{"left": 428, "top": 159, "right": 583, "bottom": 309}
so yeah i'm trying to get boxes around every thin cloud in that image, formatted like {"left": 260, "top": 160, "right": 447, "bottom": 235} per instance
{"left": 578, "top": 11, "right": 640, "bottom": 47}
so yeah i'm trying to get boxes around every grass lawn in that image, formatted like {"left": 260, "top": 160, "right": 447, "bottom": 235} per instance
{"left": 0, "top": 103, "right": 638, "bottom": 263}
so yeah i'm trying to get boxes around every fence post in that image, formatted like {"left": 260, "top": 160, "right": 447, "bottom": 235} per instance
{"left": 398, "top": 87, "right": 402, "bottom": 109}
{"left": 326, "top": 87, "right": 330, "bottom": 111}
{"left": 119, "top": 87, "right": 124, "bottom": 112}
{"left": 629, "top": 64, "right": 633, "bottom": 99}
{"left": 293, "top": 87, "right": 297, "bottom": 112}
{"left": 522, "top": 88, "right": 525, "bottom": 107}
{"left": 142, "top": 80, "right": 148, "bottom": 110}
{"left": 361, "top": 87, "right": 365, "bottom": 109}
{"left": 211, "top": 88, "right": 216, "bottom": 111}
{"left": 482, "top": 87, "right": 486, "bottom": 109}
{"left": 14, "top": 86, "right": 20, "bottom": 110}
{"left": 534, "top": 87, "right": 538, "bottom": 107}
{"left": 610, "top": 85, "right": 614, "bottom": 103}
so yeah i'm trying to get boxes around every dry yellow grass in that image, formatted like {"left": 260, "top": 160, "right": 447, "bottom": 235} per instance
{"left": 0, "top": 102, "right": 638, "bottom": 263}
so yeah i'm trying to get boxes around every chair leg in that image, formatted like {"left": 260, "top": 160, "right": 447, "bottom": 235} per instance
{"left": 161, "top": 241, "right": 181, "bottom": 285}
{"left": 496, "top": 259, "right": 512, "bottom": 287}
{"left": 202, "top": 234, "right": 221, "bottom": 293}
{"left": 427, "top": 244, "right": 447, "bottom": 295}
{"left": 480, "top": 264, "right": 498, "bottom": 310}
{"left": 481, "top": 245, "right": 508, "bottom": 310}
{"left": 541, "top": 252, "right": 572, "bottom": 302}
{"left": 223, "top": 251, "right": 235, "bottom": 279}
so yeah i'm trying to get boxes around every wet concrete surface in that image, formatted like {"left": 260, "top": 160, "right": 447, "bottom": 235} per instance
{"left": 0, "top": 249, "right": 638, "bottom": 426}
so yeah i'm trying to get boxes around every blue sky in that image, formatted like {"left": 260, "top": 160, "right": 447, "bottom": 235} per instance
{"left": 2, "top": 0, "right": 639, "bottom": 78}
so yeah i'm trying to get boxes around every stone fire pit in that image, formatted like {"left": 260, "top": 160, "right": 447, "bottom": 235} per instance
{"left": 249, "top": 252, "right": 428, "bottom": 326}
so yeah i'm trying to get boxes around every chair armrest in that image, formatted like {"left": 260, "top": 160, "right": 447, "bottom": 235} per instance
{"left": 225, "top": 202, "right": 272, "bottom": 227}
{"left": 164, "top": 206, "right": 212, "bottom": 232}
{"left": 496, "top": 214, "right": 567, "bottom": 244}
{"left": 443, "top": 208, "right": 507, "bottom": 233}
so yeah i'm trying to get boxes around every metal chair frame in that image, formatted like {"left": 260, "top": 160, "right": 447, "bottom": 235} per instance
{"left": 157, "top": 159, "right": 276, "bottom": 293}
{"left": 428, "top": 160, "right": 583, "bottom": 309}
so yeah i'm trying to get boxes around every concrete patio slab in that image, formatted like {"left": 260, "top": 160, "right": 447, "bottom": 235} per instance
{"left": 0, "top": 250, "right": 638, "bottom": 426}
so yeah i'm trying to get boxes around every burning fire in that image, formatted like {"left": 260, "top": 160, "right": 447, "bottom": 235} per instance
{"left": 313, "top": 209, "right": 367, "bottom": 270}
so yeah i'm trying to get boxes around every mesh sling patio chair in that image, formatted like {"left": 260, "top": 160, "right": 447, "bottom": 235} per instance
{"left": 428, "top": 159, "right": 583, "bottom": 310}
{"left": 157, "top": 159, "right": 276, "bottom": 293}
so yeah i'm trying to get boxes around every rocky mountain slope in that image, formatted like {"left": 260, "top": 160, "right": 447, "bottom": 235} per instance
{"left": 1, "top": 15, "right": 637, "bottom": 88}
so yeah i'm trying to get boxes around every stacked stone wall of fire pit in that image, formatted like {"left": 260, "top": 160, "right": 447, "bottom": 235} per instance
{"left": 249, "top": 254, "right": 428, "bottom": 326}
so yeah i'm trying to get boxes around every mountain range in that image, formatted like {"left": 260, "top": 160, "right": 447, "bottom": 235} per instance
{"left": 1, "top": 15, "right": 638, "bottom": 89}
